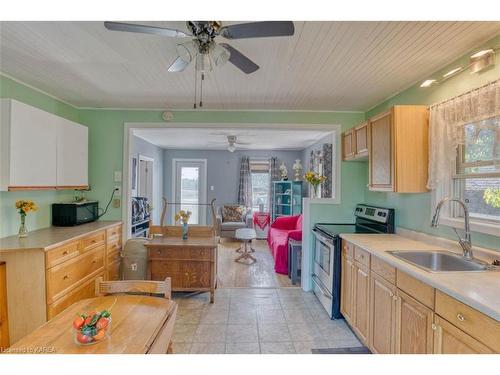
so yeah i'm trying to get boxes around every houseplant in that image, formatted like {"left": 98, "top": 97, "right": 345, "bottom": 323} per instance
{"left": 15, "top": 200, "right": 38, "bottom": 238}
{"left": 304, "top": 171, "right": 326, "bottom": 198}
{"left": 175, "top": 209, "right": 192, "bottom": 240}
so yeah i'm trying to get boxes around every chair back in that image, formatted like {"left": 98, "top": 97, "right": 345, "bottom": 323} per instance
{"left": 95, "top": 276, "right": 171, "bottom": 299}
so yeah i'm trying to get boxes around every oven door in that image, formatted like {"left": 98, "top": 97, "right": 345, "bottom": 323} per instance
{"left": 312, "top": 230, "right": 335, "bottom": 293}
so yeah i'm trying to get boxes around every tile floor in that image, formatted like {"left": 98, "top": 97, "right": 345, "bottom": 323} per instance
{"left": 171, "top": 287, "right": 362, "bottom": 354}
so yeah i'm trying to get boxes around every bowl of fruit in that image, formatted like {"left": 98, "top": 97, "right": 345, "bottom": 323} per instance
{"left": 72, "top": 309, "right": 112, "bottom": 346}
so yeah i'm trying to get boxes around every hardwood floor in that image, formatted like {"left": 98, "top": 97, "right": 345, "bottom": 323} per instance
{"left": 217, "top": 239, "right": 294, "bottom": 288}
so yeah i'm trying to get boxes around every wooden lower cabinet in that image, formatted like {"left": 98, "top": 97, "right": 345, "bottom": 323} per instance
{"left": 0, "top": 262, "right": 9, "bottom": 350}
{"left": 433, "top": 316, "right": 494, "bottom": 354}
{"left": 353, "top": 263, "right": 370, "bottom": 343}
{"left": 369, "top": 272, "right": 396, "bottom": 353}
{"left": 340, "top": 255, "right": 355, "bottom": 324}
{"left": 395, "top": 289, "right": 434, "bottom": 353}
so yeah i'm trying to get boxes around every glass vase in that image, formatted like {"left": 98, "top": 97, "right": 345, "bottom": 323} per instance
{"left": 18, "top": 213, "right": 28, "bottom": 238}
{"left": 182, "top": 222, "right": 188, "bottom": 240}
{"left": 312, "top": 184, "right": 319, "bottom": 198}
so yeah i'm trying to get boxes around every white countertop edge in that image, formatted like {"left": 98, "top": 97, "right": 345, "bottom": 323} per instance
{"left": 339, "top": 233, "right": 500, "bottom": 322}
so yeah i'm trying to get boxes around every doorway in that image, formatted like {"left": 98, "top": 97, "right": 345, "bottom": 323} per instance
{"left": 172, "top": 159, "right": 207, "bottom": 225}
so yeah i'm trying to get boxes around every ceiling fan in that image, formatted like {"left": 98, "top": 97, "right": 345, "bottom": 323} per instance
{"left": 222, "top": 135, "right": 250, "bottom": 152}
{"left": 104, "top": 21, "right": 295, "bottom": 74}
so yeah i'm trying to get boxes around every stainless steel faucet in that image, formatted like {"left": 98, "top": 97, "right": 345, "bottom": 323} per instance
{"left": 431, "top": 197, "right": 473, "bottom": 259}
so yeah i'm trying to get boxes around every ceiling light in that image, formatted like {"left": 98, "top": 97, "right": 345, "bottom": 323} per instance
{"left": 211, "top": 44, "right": 231, "bottom": 67}
{"left": 227, "top": 144, "right": 236, "bottom": 152}
{"left": 196, "top": 53, "right": 212, "bottom": 72}
{"left": 470, "top": 49, "right": 494, "bottom": 59}
{"left": 443, "top": 67, "right": 463, "bottom": 78}
{"left": 420, "top": 79, "right": 436, "bottom": 88}
{"left": 176, "top": 41, "right": 197, "bottom": 64}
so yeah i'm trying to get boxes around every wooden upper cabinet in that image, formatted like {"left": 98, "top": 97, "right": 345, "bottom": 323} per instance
{"left": 433, "top": 316, "right": 494, "bottom": 354}
{"left": 354, "top": 122, "right": 368, "bottom": 158}
{"left": 395, "top": 289, "right": 434, "bottom": 354}
{"left": 342, "top": 129, "right": 355, "bottom": 160}
{"left": 369, "top": 272, "right": 397, "bottom": 354}
{"left": 368, "top": 105, "right": 429, "bottom": 192}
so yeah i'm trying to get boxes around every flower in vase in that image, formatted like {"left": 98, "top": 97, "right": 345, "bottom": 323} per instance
{"left": 174, "top": 210, "right": 192, "bottom": 225}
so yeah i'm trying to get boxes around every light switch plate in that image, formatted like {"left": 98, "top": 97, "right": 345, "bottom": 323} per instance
{"left": 114, "top": 171, "right": 122, "bottom": 182}
{"left": 112, "top": 198, "right": 120, "bottom": 208}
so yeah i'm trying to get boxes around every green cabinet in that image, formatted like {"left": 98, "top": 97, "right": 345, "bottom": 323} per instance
{"left": 272, "top": 181, "right": 303, "bottom": 222}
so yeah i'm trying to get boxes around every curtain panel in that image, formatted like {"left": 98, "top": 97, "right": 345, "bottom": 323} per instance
{"left": 268, "top": 157, "right": 280, "bottom": 216}
{"left": 321, "top": 143, "right": 333, "bottom": 198}
{"left": 427, "top": 79, "right": 500, "bottom": 190}
{"left": 238, "top": 156, "right": 252, "bottom": 208}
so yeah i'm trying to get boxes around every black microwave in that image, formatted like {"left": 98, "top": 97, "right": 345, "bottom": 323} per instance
{"left": 52, "top": 201, "right": 99, "bottom": 226}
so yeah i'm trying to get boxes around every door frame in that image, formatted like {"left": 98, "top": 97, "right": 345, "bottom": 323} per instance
{"left": 124, "top": 122, "right": 343, "bottom": 292}
{"left": 171, "top": 158, "right": 208, "bottom": 225}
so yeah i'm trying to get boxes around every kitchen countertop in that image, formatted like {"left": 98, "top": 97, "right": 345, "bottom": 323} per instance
{"left": 0, "top": 221, "right": 122, "bottom": 252}
{"left": 339, "top": 233, "right": 500, "bottom": 322}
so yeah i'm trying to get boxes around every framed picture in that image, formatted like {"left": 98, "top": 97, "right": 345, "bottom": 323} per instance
{"left": 131, "top": 156, "right": 137, "bottom": 191}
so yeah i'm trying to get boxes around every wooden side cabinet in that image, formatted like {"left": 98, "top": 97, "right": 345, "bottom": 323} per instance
{"left": 0, "top": 262, "right": 9, "bottom": 350}
{"left": 368, "top": 105, "right": 429, "bottom": 192}
{"left": 433, "top": 316, "right": 494, "bottom": 354}
{"left": 369, "top": 272, "right": 397, "bottom": 354}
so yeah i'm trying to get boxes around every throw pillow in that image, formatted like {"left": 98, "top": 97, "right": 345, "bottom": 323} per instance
{"left": 222, "top": 205, "right": 246, "bottom": 222}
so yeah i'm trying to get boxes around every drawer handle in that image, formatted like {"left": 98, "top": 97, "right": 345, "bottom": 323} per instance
{"left": 92, "top": 260, "right": 97, "bottom": 264}
{"left": 62, "top": 251, "right": 69, "bottom": 255}
{"left": 63, "top": 275, "right": 69, "bottom": 280}
{"left": 457, "top": 313, "right": 465, "bottom": 322}
{"left": 91, "top": 240, "right": 96, "bottom": 244}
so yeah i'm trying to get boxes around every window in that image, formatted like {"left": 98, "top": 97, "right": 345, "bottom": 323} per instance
{"left": 452, "top": 121, "right": 500, "bottom": 223}
{"left": 250, "top": 160, "right": 270, "bottom": 212}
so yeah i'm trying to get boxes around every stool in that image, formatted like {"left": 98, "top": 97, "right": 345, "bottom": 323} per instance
{"left": 288, "top": 239, "right": 302, "bottom": 285}
{"left": 235, "top": 228, "right": 257, "bottom": 264}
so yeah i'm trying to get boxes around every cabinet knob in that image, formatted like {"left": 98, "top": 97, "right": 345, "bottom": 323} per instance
{"left": 62, "top": 251, "right": 68, "bottom": 255}
{"left": 456, "top": 313, "right": 465, "bottom": 322}
{"left": 63, "top": 275, "right": 69, "bottom": 280}
{"left": 392, "top": 295, "right": 398, "bottom": 301}
{"left": 431, "top": 323, "right": 437, "bottom": 331}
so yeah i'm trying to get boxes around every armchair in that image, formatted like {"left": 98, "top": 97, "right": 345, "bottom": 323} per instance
{"left": 216, "top": 204, "right": 253, "bottom": 239}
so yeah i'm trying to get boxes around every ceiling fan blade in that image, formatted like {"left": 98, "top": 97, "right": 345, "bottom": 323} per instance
{"left": 220, "top": 44, "right": 259, "bottom": 74}
{"left": 168, "top": 56, "right": 190, "bottom": 72}
{"left": 220, "top": 21, "right": 294, "bottom": 39}
{"left": 104, "top": 21, "right": 190, "bottom": 38}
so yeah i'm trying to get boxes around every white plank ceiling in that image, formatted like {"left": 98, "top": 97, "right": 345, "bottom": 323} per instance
{"left": 1, "top": 21, "right": 499, "bottom": 110}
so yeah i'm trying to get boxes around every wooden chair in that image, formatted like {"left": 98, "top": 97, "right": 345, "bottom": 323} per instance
{"left": 95, "top": 277, "right": 171, "bottom": 299}
{"left": 94, "top": 276, "right": 174, "bottom": 353}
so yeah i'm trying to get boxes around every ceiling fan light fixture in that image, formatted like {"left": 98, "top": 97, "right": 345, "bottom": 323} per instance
{"left": 211, "top": 44, "right": 231, "bottom": 66}
{"left": 228, "top": 144, "right": 236, "bottom": 152}
{"left": 176, "top": 41, "right": 196, "bottom": 63}
{"left": 196, "top": 52, "right": 213, "bottom": 72}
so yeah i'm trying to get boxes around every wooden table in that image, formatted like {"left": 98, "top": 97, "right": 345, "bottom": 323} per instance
{"left": 6, "top": 295, "right": 177, "bottom": 354}
{"left": 145, "top": 235, "right": 218, "bottom": 303}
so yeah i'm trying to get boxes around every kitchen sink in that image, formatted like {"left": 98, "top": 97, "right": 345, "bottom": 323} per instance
{"left": 388, "top": 250, "right": 493, "bottom": 272}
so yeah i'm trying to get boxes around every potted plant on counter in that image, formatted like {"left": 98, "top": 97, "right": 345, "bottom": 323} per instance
{"left": 15, "top": 200, "right": 38, "bottom": 238}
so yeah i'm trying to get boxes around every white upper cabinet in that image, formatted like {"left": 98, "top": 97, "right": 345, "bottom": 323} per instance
{"left": 0, "top": 99, "right": 88, "bottom": 191}
{"left": 56, "top": 118, "right": 88, "bottom": 187}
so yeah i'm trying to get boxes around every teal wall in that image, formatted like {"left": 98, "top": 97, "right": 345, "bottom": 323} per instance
{"left": 361, "top": 34, "right": 500, "bottom": 250}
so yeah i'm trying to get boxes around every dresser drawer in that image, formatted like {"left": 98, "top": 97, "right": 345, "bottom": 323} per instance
{"left": 46, "top": 241, "right": 80, "bottom": 269}
{"left": 342, "top": 240, "right": 354, "bottom": 258}
{"left": 47, "top": 274, "right": 102, "bottom": 319}
{"left": 354, "top": 246, "right": 370, "bottom": 267}
{"left": 81, "top": 231, "right": 105, "bottom": 251}
{"left": 396, "top": 270, "right": 435, "bottom": 309}
{"left": 106, "top": 225, "right": 122, "bottom": 241}
{"left": 371, "top": 256, "right": 396, "bottom": 284}
{"left": 107, "top": 238, "right": 122, "bottom": 259}
{"left": 435, "top": 290, "right": 500, "bottom": 352}
{"left": 46, "top": 245, "right": 105, "bottom": 303}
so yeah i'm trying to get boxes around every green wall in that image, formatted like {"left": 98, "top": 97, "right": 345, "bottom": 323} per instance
{"left": 361, "top": 34, "right": 500, "bottom": 250}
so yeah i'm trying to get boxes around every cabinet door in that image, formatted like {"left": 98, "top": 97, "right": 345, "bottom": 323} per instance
{"left": 433, "top": 316, "right": 494, "bottom": 354}
{"left": 369, "top": 272, "right": 396, "bottom": 354}
{"left": 9, "top": 100, "right": 57, "bottom": 188}
{"left": 56, "top": 119, "right": 88, "bottom": 188}
{"left": 395, "top": 289, "right": 434, "bottom": 353}
{"left": 342, "top": 130, "right": 355, "bottom": 160}
{"left": 340, "top": 255, "right": 355, "bottom": 324}
{"left": 0, "top": 262, "right": 9, "bottom": 349}
{"left": 353, "top": 263, "right": 370, "bottom": 344}
{"left": 368, "top": 111, "right": 394, "bottom": 191}
{"left": 354, "top": 122, "right": 368, "bottom": 157}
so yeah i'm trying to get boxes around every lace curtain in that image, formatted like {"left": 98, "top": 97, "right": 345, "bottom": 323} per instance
{"left": 427, "top": 79, "right": 500, "bottom": 189}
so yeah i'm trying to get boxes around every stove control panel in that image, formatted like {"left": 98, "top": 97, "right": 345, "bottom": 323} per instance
{"left": 355, "top": 204, "right": 393, "bottom": 224}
